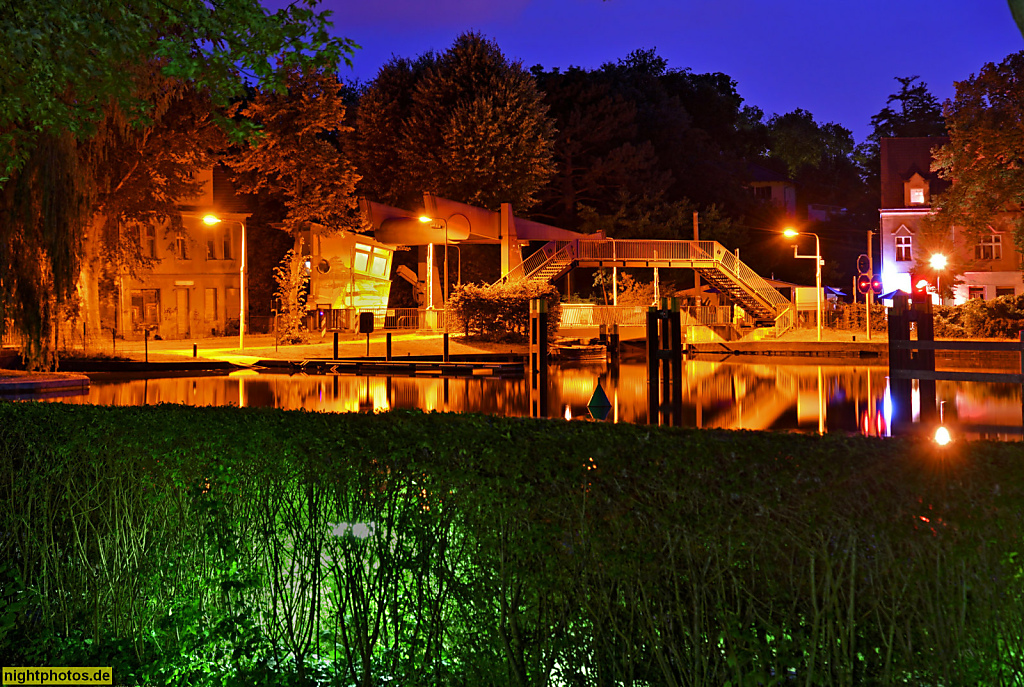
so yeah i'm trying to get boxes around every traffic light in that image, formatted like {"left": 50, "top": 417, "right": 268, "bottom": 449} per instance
{"left": 870, "top": 275, "right": 883, "bottom": 296}
{"left": 857, "top": 274, "right": 871, "bottom": 294}
{"left": 910, "top": 273, "right": 932, "bottom": 302}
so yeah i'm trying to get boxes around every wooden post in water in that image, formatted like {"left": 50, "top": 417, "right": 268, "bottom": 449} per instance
{"left": 647, "top": 298, "right": 683, "bottom": 426}
{"left": 887, "top": 294, "right": 913, "bottom": 431}
{"left": 529, "top": 299, "right": 549, "bottom": 418}
{"left": 915, "top": 298, "right": 937, "bottom": 422}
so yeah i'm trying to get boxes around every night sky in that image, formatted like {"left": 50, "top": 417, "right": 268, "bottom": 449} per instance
{"left": 286, "top": 0, "right": 1022, "bottom": 143}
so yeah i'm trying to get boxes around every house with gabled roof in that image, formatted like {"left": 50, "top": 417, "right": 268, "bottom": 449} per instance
{"left": 879, "top": 137, "right": 1023, "bottom": 303}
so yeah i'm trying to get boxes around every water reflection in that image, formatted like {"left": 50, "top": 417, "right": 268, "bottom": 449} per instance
{"left": 28, "top": 360, "right": 1022, "bottom": 440}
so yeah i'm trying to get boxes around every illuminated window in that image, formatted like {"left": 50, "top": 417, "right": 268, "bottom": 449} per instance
{"left": 353, "top": 243, "right": 391, "bottom": 278}
{"left": 130, "top": 289, "right": 160, "bottom": 326}
{"left": 969, "top": 287, "right": 985, "bottom": 300}
{"left": 909, "top": 187, "right": 925, "bottom": 204}
{"left": 895, "top": 236, "right": 912, "bottom": 262}
{"left": 975, "top": 234, "right": 1002, "bottom": 261}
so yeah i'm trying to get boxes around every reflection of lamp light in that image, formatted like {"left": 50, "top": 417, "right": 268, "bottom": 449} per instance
{"left": 783, "top": 228, "right": 822, "bottom": 342}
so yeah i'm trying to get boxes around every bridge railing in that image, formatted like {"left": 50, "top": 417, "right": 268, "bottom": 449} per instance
{"left": 716, "top": 249, "right": 791, "bottom": 309}
{"left": 578, "top": 239, "right": 719, "bottom": 262}
{"left": 560, "top": 303, "right": 734, "bottom": 328}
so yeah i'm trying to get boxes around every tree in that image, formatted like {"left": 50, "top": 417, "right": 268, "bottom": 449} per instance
{"left": 0, "top": 0, "right": 351, "bottom": 369}
{"left": 930, "top": 52, "right": 1024, "bottom": 259}
{"left": 356, "top": 32, "right": 556, "bottom": 212}
{"left": 228, "top": 64, "right": 361, "bottom": 235}
{"left": 856, "top": 76, "right": 945, "bottom": 206}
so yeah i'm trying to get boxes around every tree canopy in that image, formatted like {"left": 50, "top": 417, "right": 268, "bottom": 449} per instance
{"left": 355, "top": 32, "right": 556, "bottom": 212}
{"left": 0, "top": 0, "right": 352, "bottom": 369}
{"left": 930, "top": 51, "right": 1024, "bottom": 258}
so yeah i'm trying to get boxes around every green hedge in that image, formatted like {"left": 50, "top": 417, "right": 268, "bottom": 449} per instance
{"left": 934, "top": 294, "right": 1024, "bottom": 338}
{"left": 2, "top": 402, "right": 1024, "bottom": 685}
{"left": 448, "top": 281, "right": 560, "bottom": 341}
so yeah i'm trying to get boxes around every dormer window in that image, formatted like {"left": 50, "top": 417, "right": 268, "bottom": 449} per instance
{"left": 904, "top": 172, "right": 929, "bottom": 206}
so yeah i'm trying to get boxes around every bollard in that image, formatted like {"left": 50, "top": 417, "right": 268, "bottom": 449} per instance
{"left": 443, "top": 332, "right": 449, "bottom": 363}
{"left": 386, "top": 332, "right": 392, "bottom": 361}
{"left": 193, "top": 343, "right": 197, "bottom": 358}
{"left": 333, "top": 331, "right": 339, "bottom": 360}
{"left": 144, "top": 329, "right": 149, "bottom": 363}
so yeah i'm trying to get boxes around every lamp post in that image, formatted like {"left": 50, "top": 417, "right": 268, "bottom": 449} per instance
{"left": 419, "top": 215, "right": 449, "bottom": 330}
{"left": 783, "top": 228, "right": 822, "bottom": 342}
{"left": 202, "top": 214, "right": 247, "bottom": 350}
{"left": 929, "top": 253, "right": 947, "bottom": 305}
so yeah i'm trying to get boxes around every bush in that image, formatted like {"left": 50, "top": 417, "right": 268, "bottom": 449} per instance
{"left": 935, "top": 294, "right": 1024, "bottom": 338}
{"left": 448, "top": 281, "right": 560, "bottom": 341}
{"left": 3, "top": 403, "right": 1024, "bottom": 685}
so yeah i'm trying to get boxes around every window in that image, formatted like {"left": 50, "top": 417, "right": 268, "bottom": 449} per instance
{"left": 909, "top": 188, "right": 925, "bottom": 204}
{"left": 141, "top": 225, "right": 157, "bottom": 258}
{"left": 895, "top": 235, "right": 912, "bottom": 262}
{"left": 754, "top": 186, "right": 772, "bottom": 201}
{"left": 222, "top": 231, "right": 232, "bottom": 261}
{"left": 969, "top": 287, "right": 986, "bottom": 300}
{"left": 207, "top": 238, "right": 217, "bottom": 260}
{"left": 975, "top": 234, "right": 1002, "bottom": 261}
{"left": 174, "top": 234, "right": 189, "bottom": 260}
{"left": 996, "top": 287, "right": 1015, "bottom": 298}
{"left": 353, "top": 243, "right": 392, "bottom": 279}
{"left": 130, "top": 289, "right": 160, "bottom": 326}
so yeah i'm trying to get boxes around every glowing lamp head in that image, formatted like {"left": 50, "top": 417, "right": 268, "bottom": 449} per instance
{"left": 934, "top": 426, "right": 952, "bottom": 446}
{"left": 202, "top": 214, "right": 221, "bottom": 225}
{"left": 783, "top": 228, "right": 799, "bottom": 239}
{"left": 418, "top": 215, "right": 432, "bottom": 223}
{"left": 929, "top": 253, "right": 947, "bottom": 270}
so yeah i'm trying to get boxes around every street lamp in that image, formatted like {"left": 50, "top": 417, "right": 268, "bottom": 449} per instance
{"left": 419, "top": 215, "right": 449, "bottom": 329}
{"left": 783, "top": 227, "right": 822, "bottom": 342}
{"left": 929, "top": 253, "right": 947, "bottom": 304}
{"left": 203, "top": 214, "right": 247, "bottom": 350}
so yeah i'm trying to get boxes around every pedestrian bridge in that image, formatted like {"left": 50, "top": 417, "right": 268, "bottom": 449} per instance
{"left": 497, "top": 239, "right": 795, "bottom": 336}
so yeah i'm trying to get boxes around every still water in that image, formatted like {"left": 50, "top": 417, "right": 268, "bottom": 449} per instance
{"left": 33, "top": 360, "right": 1024, "bottom": 441}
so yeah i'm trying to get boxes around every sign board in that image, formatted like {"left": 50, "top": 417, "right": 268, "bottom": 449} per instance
{"left": 358, "top": 311, "right": 375, "bottom": 334}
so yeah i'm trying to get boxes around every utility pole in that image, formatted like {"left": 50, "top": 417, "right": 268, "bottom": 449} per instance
{"left": 867, "top": 229, "right": 874, "bottom": 342}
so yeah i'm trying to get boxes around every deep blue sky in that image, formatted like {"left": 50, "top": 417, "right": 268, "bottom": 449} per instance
{"left": 286, "top": 0, "right": 1022, "bottom": 143}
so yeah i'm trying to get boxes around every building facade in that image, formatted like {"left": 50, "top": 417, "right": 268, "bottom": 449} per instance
{"left": 80, "top": 167, "right": 251, "bottom": 341}
{"left": 879, "top": 137, "right": 1023, "bottom": 303}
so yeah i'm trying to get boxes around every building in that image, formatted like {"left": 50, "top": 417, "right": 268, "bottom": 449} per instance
{"left": 746, "top": 162, "right": 797, "bottom": 217}
{"left": 79, "top": 167, "right": 253, "bottom": 341}
{"left": 879, "top": 137, "right": 1023, "bottom": 303}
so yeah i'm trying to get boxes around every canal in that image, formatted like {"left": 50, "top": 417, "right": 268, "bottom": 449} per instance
{"left": 28, "top": 359, "right": 1024, "bottom": 441}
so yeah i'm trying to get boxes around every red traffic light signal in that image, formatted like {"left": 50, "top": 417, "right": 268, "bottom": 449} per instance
{"left": 910, "top": 273, "right": 932, "bottom": 301}
{"left": 857, "top": 274, "right": 871, "bottom": 294}
{"left": 871, "top": 275, "right": 883, "bottom": 296}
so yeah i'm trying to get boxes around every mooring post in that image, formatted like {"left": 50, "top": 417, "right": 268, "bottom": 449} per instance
{"left": 386, "top": 332, "right": 392, "bottom": 361}
{"left": 610, "top": 323, "right": 620, "bottom": 367}
{"left": 646, "top": 306, "right": 660, "bottom": 423}
{"left": 668, "top": 299, "right": 683, "bottom": 426}
{"left": 529, "top": 299, "right": 549, "bottom": 418}
{"left": 888, "top": 294, "right": 913, "bottom": 432}
{"left": 916, "top": 298, "right": 937, "bottom": 421}
{"left": 193, "top": 343, "right": 197, "bottom": 358}
{"left": 334, "top": 332, "right": 339, "bottom": 359}
{"left": 144, "top": 329, "right": 149, "bottom": 363}
{"left": 443, "top": 332, "right": 450, "bottom": 363}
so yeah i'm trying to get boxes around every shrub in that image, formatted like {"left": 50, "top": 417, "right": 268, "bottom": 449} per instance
{"left": 935, "top": 294, "right": 1024, "bottom": 338}
{"left": 449, "top": 281, "right": 560, "bottom": 341}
